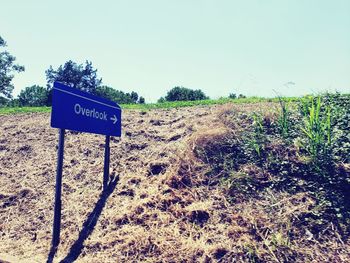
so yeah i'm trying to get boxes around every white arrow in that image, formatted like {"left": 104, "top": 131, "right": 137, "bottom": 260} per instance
{"left": 110, "top": 115, "right": 118, "bottom": 124}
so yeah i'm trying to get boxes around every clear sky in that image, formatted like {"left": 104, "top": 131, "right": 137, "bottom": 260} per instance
{"left": 1, "top": 0, "right": 349, "bottom": 102}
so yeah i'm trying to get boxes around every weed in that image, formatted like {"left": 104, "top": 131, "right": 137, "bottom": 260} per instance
{"left": 300, "top": 96, "right": 332, "bottom": 167}
{"left": 242, "top": 243, "right": 259, "bottom": 262}
{"left": 249, "top": 113, "right": 266, "bottom": 159}
{"left": 277, "top": 96, "right": 291, "bottom": 138}
{"left": 192, "top": 94, "right": 350, "bottom": 258}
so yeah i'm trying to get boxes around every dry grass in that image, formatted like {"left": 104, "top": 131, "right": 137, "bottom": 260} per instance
{"left": 0, "top": 103, "right": 349, "bottom": 262}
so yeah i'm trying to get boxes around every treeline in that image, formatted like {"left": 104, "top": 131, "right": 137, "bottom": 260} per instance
{"left": 3, "top": 84, "right": 145, "bottom": 107}
{"left": 0, "top": 35, "right": 247, "bottom": 107}
{"left": 1, "top": 59, "right": 145, "bottom": 107}
{"left": 158, "top": 87, "right": 246, "bottom": 102}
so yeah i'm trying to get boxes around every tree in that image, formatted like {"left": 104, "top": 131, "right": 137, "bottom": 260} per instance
{"left": 8, "top": 98, "right": 20, "bottom": 107}
{"left": 158, "top": 97, "right": 166, "bottom": 103}
{"left": 0, "top": 36, "right": 25, "bottom": 99}
{"left": 94, "top": 85, "right": 118, "bottom": 101}
{"left": 18, "top": 85, "right": 48, "bottom": 106}
{"left": 164, "top": 86, "right": 209, "bottom": 102}
{"left": 138, "top": 96, "right": 145, "bottom": 104}
{"left": 229, "top": 93, "right": 237, "bottom": 99}
{"left": 94, "top": 86, "right": 144, "bottom": 104}
{"left": 45, "top": 60, "right": 102, "bottom": 94}
{"left": 130, "top": 91, "right": 138, "bottom": 103}
{"left": 191, "top": 89, "right": 208, "bottom": 101}
{"left": 0, "top": 96, "right": 9, "bottom": 107}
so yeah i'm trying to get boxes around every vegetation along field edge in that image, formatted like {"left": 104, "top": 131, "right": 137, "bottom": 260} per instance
{"left": 0, "top": 97, "right": 300, "bottom": 115}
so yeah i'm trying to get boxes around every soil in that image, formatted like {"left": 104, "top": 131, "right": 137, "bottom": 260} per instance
{"left": 1, "top": 103, "right": 349, "bottom": 262}
{"left": 0, "top": 105, "right": 221, "bottom": 262}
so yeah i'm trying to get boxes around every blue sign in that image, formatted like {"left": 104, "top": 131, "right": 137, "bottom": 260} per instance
{"left": 51, "top": 82, "right": 122, "bottom": 136}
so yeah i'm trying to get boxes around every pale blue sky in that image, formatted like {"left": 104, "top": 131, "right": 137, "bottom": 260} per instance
{"left": 1, "top": 0, "right": 349, "bottom": 102}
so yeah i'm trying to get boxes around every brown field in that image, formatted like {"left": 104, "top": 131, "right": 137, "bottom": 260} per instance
{"left": 0, "top": 104, "right": 349, "bottom": 262}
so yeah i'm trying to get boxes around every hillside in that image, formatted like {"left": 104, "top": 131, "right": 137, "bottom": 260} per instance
{"left": 0, "top": 105, "right": 220, "bottom": 262}
{"left": 0, "top": 101, "right": 349, "bottom": 262}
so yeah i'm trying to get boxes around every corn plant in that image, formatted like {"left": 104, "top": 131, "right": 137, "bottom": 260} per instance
{"left": 252, "top": 112, "right": 264, "bottom": 133}
{"left": 250, "top": 113, "right": 265, "bottom": 158}
{"left": 301, "top": 96, "right": 332, "bottom": 165}
{"left": 277, "top": 96, "right": 290, "bottom": 138}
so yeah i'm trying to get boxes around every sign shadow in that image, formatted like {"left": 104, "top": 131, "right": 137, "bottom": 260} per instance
{"left": 47, "top": 175, "right": 119, "bottom": 263}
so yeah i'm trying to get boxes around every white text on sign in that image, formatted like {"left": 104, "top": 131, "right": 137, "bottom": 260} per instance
{"left": 74, "top": 103, "right": 108, "bottom": 121}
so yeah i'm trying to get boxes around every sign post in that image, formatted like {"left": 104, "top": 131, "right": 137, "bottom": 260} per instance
{"left": 103, "top": 135, "right": 110, "bottom": 192}
{"left": 52, "top": 128, "right": 65, "bottom": 248}
{"left": 50, "top": 82, "right": 121, "bottom": 250}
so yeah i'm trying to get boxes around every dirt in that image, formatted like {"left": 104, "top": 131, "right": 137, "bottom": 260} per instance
{"left": 0, "top": 106, "right": 221, "bottom": 262}
{"left": 1, "top": 103, "right": 349, "bottom": 262}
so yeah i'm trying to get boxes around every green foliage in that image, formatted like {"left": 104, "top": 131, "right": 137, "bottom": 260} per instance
{"left": 0, "top": 96, "right": 300, "bottom": 114}
{"left": 45, "top": 60, "right": 102, "bottom": 104}
{"left": 7, "top": 98, "right": 20, "bottom": 107}
{"left": 94, "top": 86, "right": 143, "bottom": 104}
{"left": 93, "top": 85, "right": 116, "bottom": 100}
{"left": 0, "top": 106, "right": 51, "bottom": 114}
{"left": 321, "top": 93, "right": 350, "bottom": 163}
{"left": 229, "top": 93, "right": 237, "bottom": 99}
{"left": 249, "top": 113, "right": 265, "bottom": 158}
{"left": 0, "top": 35, "right": 25, "bottom": 98}
{"left": 158, "top": 97, "right": 166, "bottom": 103}
{"left": 138, "top": 96, "right": 145, "bottom": 104}
{"left": 193, "top": 93, "right": 350, "bottom": 241}
{"left": 164, "top": 86, "right": 209, "bottom": 101}
{"left": 277, "top": 97, "right": 291, "bottom": 138}
{"left": 18, "top": 85, "right": 48, "bottom": 106}
{"left": 130, "top": 91, "right": 138, "bottom": 102}
{"left": 0, "top": 96, "right": 9, "bottom": 107}
{"left": 300, "top": 96, "right": 332, "bottom": 166}
{"left": 0, "top": 36, "right": 5, "bottom": 46}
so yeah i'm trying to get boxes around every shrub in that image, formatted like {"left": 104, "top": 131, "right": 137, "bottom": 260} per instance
{"left": 158, "top": 97, "right": 166, "bottom": 103}
{"left": 164, "top": 86, "right": 209, "bottom": 101}
{"left": 138, "top": 96, "right": 145, "bottom": 104}
{"left": 18, "top": 85, "right": 48, "bottom": 106}
{"left": 94, "top": 86, "right": 141, "bottom": 104}
{"left": 0, "top": 96, "right": 9, "bottom": 107}
{"left": 300, "top": 96, "right": 332, "bottom": 167}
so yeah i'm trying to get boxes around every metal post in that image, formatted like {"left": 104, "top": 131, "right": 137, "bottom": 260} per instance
{"left": 103, "top": 135, "right": 110, "bottom": 191}
{"left": 52, "top": 128, "right": 65, "bottom": 248}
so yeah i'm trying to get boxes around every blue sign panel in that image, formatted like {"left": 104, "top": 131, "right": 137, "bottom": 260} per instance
{"left": 51, "top": 82, "right": 122, "bottom": 136}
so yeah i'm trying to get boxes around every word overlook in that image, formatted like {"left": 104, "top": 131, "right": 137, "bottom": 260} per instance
{"left": 74, "top": 103, "right": 108, "bottom": 121}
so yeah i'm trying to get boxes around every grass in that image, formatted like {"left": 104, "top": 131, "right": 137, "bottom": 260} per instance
{"left": 300, "top": 96, "right": 332, "bottom": 166}
{"left": 122, "top": 97, "right": 299, "bottom": 110}
{"left": 277, "top": 96, "right": 291, "bottom": 138}
{"left": 0, "top": 106, "right": 51, "bottom": 115}
{"left": 185, "top": 95, "right": 350, "bottom": 261}
{"left": 0, "top": 94, "right": 349, "bottom": 262}
{"left": 0, "top": 96, "right": 299, "bottom": 115}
